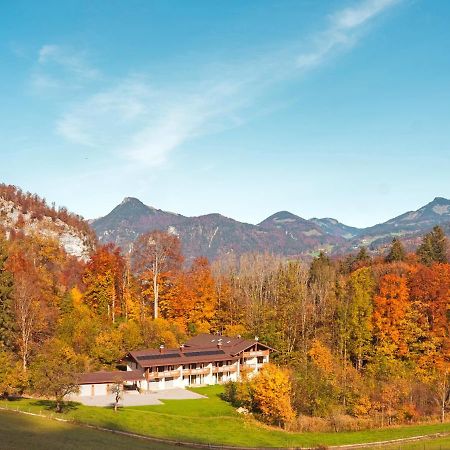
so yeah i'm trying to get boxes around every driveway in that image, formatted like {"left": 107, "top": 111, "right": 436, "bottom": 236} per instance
{"left": 70, "top": 388, "right": 206, "bottom": 407}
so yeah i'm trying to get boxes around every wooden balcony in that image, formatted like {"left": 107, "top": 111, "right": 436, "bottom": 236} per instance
{"left": 242, "top": 350, "right": 269, "bottom": 358}
{"left": 212, "top": 365, "right": 237, "bottom": 374}
{"left": 182, "top": 367, "right": 210, "bottom": 376}
{"left": 146, "top": 369, "right": 181, "bottom": 380}
{"left": 240, "top": 364, "right": 256, "bottom": 372}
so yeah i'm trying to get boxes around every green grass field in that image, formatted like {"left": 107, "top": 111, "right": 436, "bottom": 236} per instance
{"left": 0, "top": 409, "right": 185, "bottom": 450}
{"left": 1, "top": 385, "right": 449, "bottom": 448}
{"left": 364, "top": 436, "right": 450, "bottom": 449}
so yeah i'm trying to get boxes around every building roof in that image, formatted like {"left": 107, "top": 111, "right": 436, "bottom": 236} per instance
{"left": 185, "top": 333, "right": 275, "bottom": 355}
{"left": 78, "top": 370, "right": 144, "bottom": 385}
{"left": 125, "top": 334, "right": 274, "bottom": 368}
{"left": 126, "top": 347, "right": 239, "bottom": 368}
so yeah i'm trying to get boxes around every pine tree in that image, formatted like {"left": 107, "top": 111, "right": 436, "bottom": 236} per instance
{"left": 0, "top": 238, "right": 14, "bottom": 350}
{"left": 385, "top": 238, "right": 406, "bottom": 263}
{"left": 417, "top": 226, "right": 448, "bottom": 265}
{"left": 356, "top": 247, "right": 371, "bottom": 263}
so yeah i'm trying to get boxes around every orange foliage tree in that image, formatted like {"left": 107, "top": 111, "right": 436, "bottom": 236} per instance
{"left": 373, "top": 274, "right": 410, "bottom": 358}
{"left": 83, "top": 244, "right": 125, "bottom": 323}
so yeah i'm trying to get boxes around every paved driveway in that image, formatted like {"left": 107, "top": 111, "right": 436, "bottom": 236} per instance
{"left": 70, "top": 388, "right": 205, "bottom": 407}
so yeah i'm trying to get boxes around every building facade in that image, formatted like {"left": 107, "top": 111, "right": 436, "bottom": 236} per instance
{"left": 77, "top": 334, "right": 273, "bottom": 395}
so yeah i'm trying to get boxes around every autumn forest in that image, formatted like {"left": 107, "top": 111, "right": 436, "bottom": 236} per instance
{"left": 0, "top": 186, "right": 449, "bottom": 432}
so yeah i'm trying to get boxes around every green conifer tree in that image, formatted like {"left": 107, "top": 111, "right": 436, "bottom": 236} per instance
{"left": 417, "top": 226, "right": 448, "bottom": 265}
{"left": 0, "top": 238, "right": 14, "bottom": 350}
{"left": 385, "top": 238, "right": 406, "bottom": 263}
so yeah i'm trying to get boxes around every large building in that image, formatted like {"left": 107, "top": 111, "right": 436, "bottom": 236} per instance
{"left": 77, "top": 334, "right": 273, "bottom": 396}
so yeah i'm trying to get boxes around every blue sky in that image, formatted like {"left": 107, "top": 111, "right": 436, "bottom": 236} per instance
{"left": 1, "top": 0, "right": 450, "bottom": 227}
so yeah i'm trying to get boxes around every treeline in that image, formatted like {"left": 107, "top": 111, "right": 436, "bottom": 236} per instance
{"left": 0, "top": 223, "right": 449, "bottom": 429}
{"left": 216, "top": 227, "right": 450, "bottom": 429}
{"left": 0, "top": 183, "right": 95, "bottom": 240}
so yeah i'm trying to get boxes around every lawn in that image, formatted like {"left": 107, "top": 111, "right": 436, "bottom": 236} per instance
{"left": 1, "top": 385, "right": 449, "bottom": 448}
{"left": 364, "top": 435, "right": 450, "bottom": 449}
{"left": 0, "top": 409, "right": 186, "bottom": 450}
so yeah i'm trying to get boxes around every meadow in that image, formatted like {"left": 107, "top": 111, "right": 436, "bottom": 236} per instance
{"left": 1, "top": 386, "right": 449, "bottom": 449}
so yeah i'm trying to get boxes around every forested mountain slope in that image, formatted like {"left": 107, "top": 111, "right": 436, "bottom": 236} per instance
{"left": 92, "top": 196, "right": 450, "bottom": 260}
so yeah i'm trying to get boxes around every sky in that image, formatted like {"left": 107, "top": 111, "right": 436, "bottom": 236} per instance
{"left": 1, "top": 0, "right": 450, "bottom": 228}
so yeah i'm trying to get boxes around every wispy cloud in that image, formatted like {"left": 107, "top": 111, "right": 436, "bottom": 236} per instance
{"left": 31, "top": 44, "right": 100, "bottom": 93}
{"left": 38, "top": 44, "right": 100, "bottom": 79}
{"left": 50, "top": 0, "right": 401, "bottom": 167}
{"left": 296, "top": 0, "right": 400, "bottom": 70}
{"left": 333, "top": 0, "right": 400, "bottom": 29}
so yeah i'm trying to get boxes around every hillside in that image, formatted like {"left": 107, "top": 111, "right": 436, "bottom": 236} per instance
{"left": 93, "top": 200, "right": 344, "bottom": 260}
{"left": 92, "top": 197, "right": 185, "bottom": 251}
{"left": 0, "top": 184, "right": 95, "bottom": 259}
{"left": 92, "top": 196, "right": 450, "bottom": 260}
{"left": 348, "top": 197, "right": 450, "bottom": 251}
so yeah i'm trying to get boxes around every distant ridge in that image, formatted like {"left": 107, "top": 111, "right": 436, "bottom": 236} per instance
{"left": 91, "top": 196, "right": 450, "bottom": 260}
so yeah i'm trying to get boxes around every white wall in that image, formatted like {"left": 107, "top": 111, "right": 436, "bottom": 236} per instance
{"left": 78, "top": 383, "right": 108, "bottom": 396}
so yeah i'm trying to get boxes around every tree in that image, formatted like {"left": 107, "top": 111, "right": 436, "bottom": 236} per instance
{"left": 232, "top": 363, "right": 295, "bottom": 428}
{"left": 417, "top": 226, "right": 448, "bottom": 265}
{"left": 111, "top": 379, "right": 123, "bottom": 412}
{"left": 183, "top": 257, "right": 217, "bottom": 333}
{"left": 83, "top": 244, "right": 125, "bottom": 323}
{"left": 8, "top": 251, "right": 44, "bottom": 370}
{"left": 0, "top": 349, "right": 27, "bottom": 398}
{"left": 373, "top": 274, "right": 410, "bottom": 358}
{"left": 92, "top": 329, "right": 124, "bottom": 367}
{"left": 355, "top": 247, "right": 371, "bottom": 265}
{"left": 31, "top": 339, "right": 81, "bottom": 412}
{"left": 339, "top": 267, "right": 374, "bottom": 370}
{"left": 385, "top": 238, "right": 406, "bottom": 263}
{"left": 0, "top": 238, "right": 14, "bottom": 350}
{"left": 132, "top": 231, "right": 183, "bottom": 319}
{"left": 308, "top": 252, "right": 336, "bottom": 342}
{"left": 271, "top": 261, "right": 308, "bottom": 356}
{"left": 409, "top": 264, "right": 450, "bottom": 347}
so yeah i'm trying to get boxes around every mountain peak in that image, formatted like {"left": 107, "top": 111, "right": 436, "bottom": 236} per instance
{"left": 121, "top": 197, "right": 146, "bottom": 206}
{"left": 263, "top": 211, "right": 301, "bottom": 223}
{"left": 431, "top": 196, "right": 450, "bottom": 204}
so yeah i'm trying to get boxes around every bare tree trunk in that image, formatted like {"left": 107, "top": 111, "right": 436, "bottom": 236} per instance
{"left": 153, "top": 257, "right": 159, "bottom": 319}
{"left": 112, "top": 284, "right": 116, "bottom": 324}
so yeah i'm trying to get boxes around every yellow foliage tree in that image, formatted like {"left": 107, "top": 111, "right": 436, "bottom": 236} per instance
{"left": 250, "top": 363, "right": 295, "bottom": 428}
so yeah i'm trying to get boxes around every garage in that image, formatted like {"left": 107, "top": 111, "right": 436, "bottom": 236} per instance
{"left": 76, "top": 370, "right": 144, "bottom": 397}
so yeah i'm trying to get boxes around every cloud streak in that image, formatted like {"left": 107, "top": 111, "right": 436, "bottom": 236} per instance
{"left": 31, "top": 44, "right": 100, "bottom": 93}
{"left": 51, "top": 0, "right": 401, "bottom": 167}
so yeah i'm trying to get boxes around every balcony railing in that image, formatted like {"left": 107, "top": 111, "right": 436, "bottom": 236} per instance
{"left": 146, "top": 369, "right": 181, "bottom": 380}
{"left": 242, "top": 350, "right": 269, "bottom": 358}
{"left": 182, "top": 367, "right": 210, "bottom": 376}
{"left": 212, "top": 365, "right": 237, "bottom": 374}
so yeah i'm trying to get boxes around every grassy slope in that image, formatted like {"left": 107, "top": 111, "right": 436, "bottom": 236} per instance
{"left": 1, "top": 385, "right": 449, "bottom": 448}
{"left": 0, "top": 409, "right": 182, "bottom": 450}
{"left": 365, "top": 436, "right": 450, "bottom": 449}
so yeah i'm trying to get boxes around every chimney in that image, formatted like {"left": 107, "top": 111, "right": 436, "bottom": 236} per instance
{"left": 254, "top": 336, "right": 259, "bottom": 342}
{"left": 217, "top": 338, "right": 223, "bottom": 349}
{"left": 159, "top": 344, "right": 164, "bottom": 354}
{"left": 179, "top": 344, "right": 185, "bottom": 352}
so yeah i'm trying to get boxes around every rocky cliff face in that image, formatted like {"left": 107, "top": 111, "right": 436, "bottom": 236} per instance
{"left": 0, "top": 196, "right": 93, "bottom": 260}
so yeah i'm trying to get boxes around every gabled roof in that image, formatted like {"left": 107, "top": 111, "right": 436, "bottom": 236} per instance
{"left": 78, "top": 370, "right": 144, "bottom": 385}
{"left": 126, "top": 347, "right": 239, "bottom": 368}
{"left": 123, "top": 334, "right": 275, "bottom": 369}
{"left": 185, "top": 333, "right": 275, "bottom": 356}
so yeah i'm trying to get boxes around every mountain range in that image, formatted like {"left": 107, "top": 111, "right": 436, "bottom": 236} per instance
{"left": 91, "top": 196, "right": 450, "bottom": 261}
